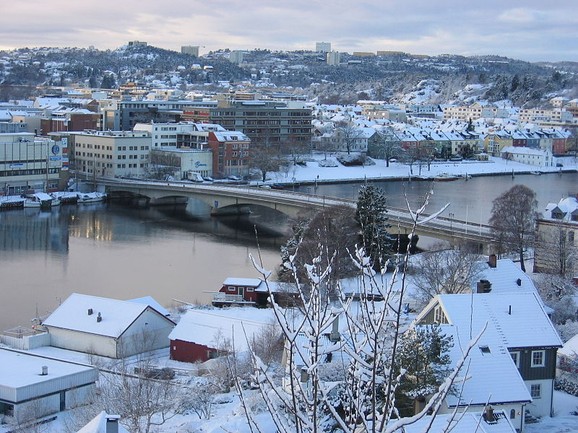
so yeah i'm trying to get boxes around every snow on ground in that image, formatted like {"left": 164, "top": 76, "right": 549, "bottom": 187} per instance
{"left": 267, "top": 153, "right": 577, "bottom": 184}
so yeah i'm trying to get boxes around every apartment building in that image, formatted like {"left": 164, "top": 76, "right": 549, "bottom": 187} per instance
{"left": 0, "top": 132, "right": 65, "bottom": 193}
{"left": 209, "top": 99, "right": 312, "bottom": 147}
{"left": 72, "top": 130, "right": 151, "bottom": 179}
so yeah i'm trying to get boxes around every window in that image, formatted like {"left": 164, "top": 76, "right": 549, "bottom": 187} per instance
{"left": 510, "top": 409, "right": 516, "bottom": 419}
{"left": 510, "top": 351, "right": 520, "bottom": 368}
{"left": 530, "top": 384, "right": 541, "bottom": 398}
{"left": 531, "top": 350, "right": 545, "bottom": 367}
{"left": 246, "top": 287, "right": 254, "bottom": 292}
{"left": 227, "top": 286, "right": 236, "bottom": 292}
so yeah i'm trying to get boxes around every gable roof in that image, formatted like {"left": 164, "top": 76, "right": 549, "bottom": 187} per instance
{"left": 472, "top": 258, "right": 536, "bottom": 295}
{"left": 169, "top": 308, "right": 276, "bottom": 352}
{"left": 421, "top": 292, "right": 562, "bottom": 349}
{"left": 43, "top": 293, "right": 172, "bottom": 338}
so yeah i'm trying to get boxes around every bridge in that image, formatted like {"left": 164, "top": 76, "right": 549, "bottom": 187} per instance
{"left": 101, "top": 178, "right": 495, "bottom": 250}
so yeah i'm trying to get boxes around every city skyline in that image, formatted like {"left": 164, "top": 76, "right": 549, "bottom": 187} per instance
{"left": 0, "top": 1, "right": 576, "bottom": 63}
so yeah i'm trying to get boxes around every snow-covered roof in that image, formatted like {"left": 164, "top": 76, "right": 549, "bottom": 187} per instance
{"left": 169, "top": 308, "right": 276, "bottom": 352}
{"left": 128, "top": 295, "right": 170, "bottom": 316}
{"left": 43, "top": 293, "right": 167, "bottom": 338}
{"left": 559, "top": 333, "right": 578, "bottom": 358}
{"left": 433, "top": 292, "right": 562, "bottom": 349}
{"left": 441, "top": 325, "right": 531, "bottom": 407}
{"left": 543, "top": 196, "right": 578, "bottom": 221}
{"left": 0, "top": 348, "right": 97, "bottom": 397}
{"left": 390, "top": 410, "right": 517, "bottom": 433}
{"left": 472, "top": 258, "right": 537, "bottom": 295}
{"left": 77, "top": 411, "right": 130, "bottom": 433}
{"left": 223, "top": 277, "right": 262, "bottom": 287}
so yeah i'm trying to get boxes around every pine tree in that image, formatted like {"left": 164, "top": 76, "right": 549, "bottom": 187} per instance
{"left": 355, "top": 185, "right": 394, "bottom": 270}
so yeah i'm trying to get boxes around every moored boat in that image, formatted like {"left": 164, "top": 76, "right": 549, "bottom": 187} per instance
{"left": 76, "top": 191, "right": 107, "bottom": 204}
{"left": 23, "top": 192, "right": 59, "bottom": 209}
{"left": 433, "top": 173, "right": 460, "bottom": 182}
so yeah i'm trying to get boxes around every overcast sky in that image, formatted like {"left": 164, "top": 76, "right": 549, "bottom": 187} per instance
{"left": 1, "top": 1, "right": 576, "bottom": 63}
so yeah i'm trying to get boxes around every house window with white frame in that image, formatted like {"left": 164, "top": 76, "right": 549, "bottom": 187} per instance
{"left": 531, "top": 350, "right": 545, "bottom": 367}
{"left": 530, "top": 384, "right": 541, "bottom": 398}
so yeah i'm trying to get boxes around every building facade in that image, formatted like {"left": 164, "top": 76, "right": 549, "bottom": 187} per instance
{"left": 71, "top": 130, "right": 151, "bottom": 179}
{"left": 0, "top": 132, "right": 65, "bottom": 194}
{"left": 209, "top": 99, "right": 312, "bottom": 148}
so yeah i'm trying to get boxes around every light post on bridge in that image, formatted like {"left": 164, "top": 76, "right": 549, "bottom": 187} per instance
{"left": 449, "top": 212, "right": 454, "bottom": 231}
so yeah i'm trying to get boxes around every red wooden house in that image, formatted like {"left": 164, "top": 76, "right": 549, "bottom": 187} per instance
{"left": 169, "top": 308, "right": 277, "bottom": 363}
{"left": 212, "top": 277, "right": 299, "bottom": 307}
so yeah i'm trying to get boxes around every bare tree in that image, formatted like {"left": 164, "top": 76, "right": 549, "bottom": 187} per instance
{"left": 249, "top": 141, "right": 284, "bottom": 182}
{"left": 335, "top": 120, "right": 364, "bottom": 155}
{"left": 243, "top": 192, "right": 481, "bottom": 433}
{"left": 369, "top": 128, "right": 402, "bottom": 167}
{"left": 489, "top": 184, "right": 537, "bottom": 272}
{"left": 278, "top": 205, "right": 359, "bottom": 286}
{"left": 409, "top": 244, "right": 484, "bottom": 306}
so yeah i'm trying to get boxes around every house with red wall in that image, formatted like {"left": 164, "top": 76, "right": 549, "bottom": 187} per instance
{"left": 212, "top": 277, "right": 299, "bottom": 307}
{"left": 169, "top": 308, "right": 277, "bottom": 363}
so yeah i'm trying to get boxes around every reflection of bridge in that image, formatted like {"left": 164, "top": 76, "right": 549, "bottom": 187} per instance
{"left": 102, "top": 179, "right": 494, "bottom": 250}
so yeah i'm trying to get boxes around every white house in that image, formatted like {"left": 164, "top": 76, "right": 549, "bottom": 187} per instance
{"left": 500, "top": 145, "right": 552, "bottom": 167}
{"left": 42, "top": 293, "right": 176, "bottom": 358}
{"left": 0, "top": 348, "right": 98, "bottom": 423}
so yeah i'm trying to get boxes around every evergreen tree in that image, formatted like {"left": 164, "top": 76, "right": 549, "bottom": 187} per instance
{"left": 395, "top": 325, "right": 454, "bottom": 417}
{"left": 355, "top": 185, "right": 394, "bottom": 269}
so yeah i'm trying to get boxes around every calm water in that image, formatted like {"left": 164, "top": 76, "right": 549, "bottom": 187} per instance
{"left": 1, "top": 171, "right": 577, "bottom": 331}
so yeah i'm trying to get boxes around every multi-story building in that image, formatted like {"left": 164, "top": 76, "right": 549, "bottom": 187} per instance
{"left": 534, "top": 196, "right": 578, "bottom": 278}
{"left": 71, "top": 130, "right": 151, "bottom": 179}
{"left": 133, "top": 122, "right": 225, "bottom": 149}
{"left": 0, "top": 132, "right": 65, "bottom": 194}
{"left": 209, "top": 99, "right": 312, "bottom": 148}
{"left": 207, "top": 130, "right": 250, "bottom": 178}
{"left": 315, "top": 42, "right": 331, "bottom": 53}
{"left": 181, "top": 45, "right": 200, "bottom": 57}
{"left": 102, "top": 99, "right": 218, "bottom": 131}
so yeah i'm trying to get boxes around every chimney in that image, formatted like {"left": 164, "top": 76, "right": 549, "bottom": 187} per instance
{"left": 488, "top": 254, "right": 497, "bottom": 268}
{"left": 105, "top": 415, "right": 120, "bottom": 433}
{"left": 88, "top": 308, "right": 93, "bottom": 315}
{"left": 508, "top": 305, "right": 512, "bottom": 315}
{"left": 97, "top": 312, "right": 102, "bottom": 323}
{"left": 40, "top": 365, "right": 48, "bottom": 376}
{"left": 483, "top": 405, "right": 495, "bottom": 423}
{"left": 477, "top": 279, "right": 492, "bottom": 293}
{"left": 516, "top": 278, "right": 522, "bottom": 286}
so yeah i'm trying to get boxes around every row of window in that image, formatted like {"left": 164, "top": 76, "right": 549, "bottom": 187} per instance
{"left": 509, "top": 349, "right": 545, "bottom": 368}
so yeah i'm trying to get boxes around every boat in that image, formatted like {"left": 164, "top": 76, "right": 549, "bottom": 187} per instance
{"left": 23, "top": 192, "right": 59, "bottom": 209}
{"left": 433, "top": 173, "right": 460, "bottom": 182}
{"left": 51, "top": 191, "right": 79, "bottom": 205}
{"left": 76, "top": 191, "right": 107, "bottom": 204}
{"left": 530, "top": 171, "right": 542, "bottom": 176}
{"left": 0, "top": 195, "right": 25, "bottom": 210}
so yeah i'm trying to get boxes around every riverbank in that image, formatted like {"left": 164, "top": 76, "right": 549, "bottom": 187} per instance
{"left": 267, "top": 154, "right": 577, "bottom": 185}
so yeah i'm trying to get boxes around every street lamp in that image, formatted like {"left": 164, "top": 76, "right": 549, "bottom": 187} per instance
{"left": 449, "top": 212, "right": 454, "bottom": 230}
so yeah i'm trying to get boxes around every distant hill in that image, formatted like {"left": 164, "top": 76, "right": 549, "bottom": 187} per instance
{"left": 0, "top": 44, "right": 576, "bottom": 107}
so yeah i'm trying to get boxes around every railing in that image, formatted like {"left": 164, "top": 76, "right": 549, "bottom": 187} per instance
{"left": 212, "top": 293, "right": 248, "bottom": 303}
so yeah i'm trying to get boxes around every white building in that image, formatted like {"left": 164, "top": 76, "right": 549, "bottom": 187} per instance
{"left": 42, "top": 293, "right": 176, "bottom": 359}
{"left": 315, "top": 42, "right": 331, "bottom": 53}
{"left": 72, "top": 130, "right": 151, "bottom": 179}
{"left": 500, "top": 145, "right": 553, "bottom": 167}
{"left": 0, "top": 132, "right": 65, "bottom": 194}
{"left": 0, "top": 348, "right": 98, "bottom": 422}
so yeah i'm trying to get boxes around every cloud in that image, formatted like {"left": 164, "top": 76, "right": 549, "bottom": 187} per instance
{"left": 0, "top": 1, "right": 576, "bottom": 62}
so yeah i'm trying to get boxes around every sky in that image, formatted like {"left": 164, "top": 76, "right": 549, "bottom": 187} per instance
{"left": 1, "top": 1, "right": 577, "bottom": 63}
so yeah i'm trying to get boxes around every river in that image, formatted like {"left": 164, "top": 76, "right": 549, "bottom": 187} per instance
{"left": 1, "top": 172, "right": 576, "bottom": 331}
